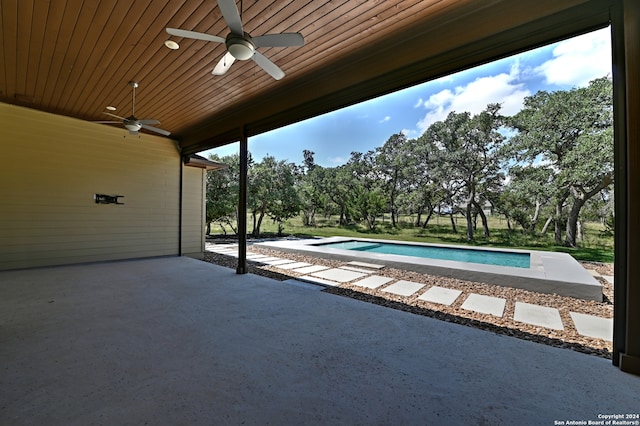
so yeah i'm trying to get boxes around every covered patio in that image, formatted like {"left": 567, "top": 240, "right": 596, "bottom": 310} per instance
{"left": 1, "top": 1, "right": 640, "bottom": 422}
{"left": 1, "top": 256, "right": 638, "bottom": 424}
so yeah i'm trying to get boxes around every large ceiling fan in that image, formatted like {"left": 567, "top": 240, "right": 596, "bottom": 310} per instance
{"left": 166, "top": 0, "right": 304, "bottom": 80}
{"left": 96, "top": 82, "right": 170, "bottom": 136}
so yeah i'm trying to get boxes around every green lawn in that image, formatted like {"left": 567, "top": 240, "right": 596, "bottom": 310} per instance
{"left": 210, "top": 213, "right": 614, "bottom": 263}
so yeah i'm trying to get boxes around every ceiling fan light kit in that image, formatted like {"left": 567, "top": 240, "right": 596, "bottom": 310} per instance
{"left": 124, "top": 120, "right": 142, "bottom": 133}
{"left": 227, "top": 34, "right": 254, "bottom": 60}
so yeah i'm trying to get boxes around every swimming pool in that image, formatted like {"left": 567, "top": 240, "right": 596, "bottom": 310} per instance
{"left": 317, "top": 240, "right": 530, "bottom": 268}
{"left": 255, "top": 237, "right": 603, "bottom": 301}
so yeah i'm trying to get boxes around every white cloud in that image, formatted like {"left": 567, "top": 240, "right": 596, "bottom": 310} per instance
{"left": 413, "top": 98, "right": 423, "bottom": 108}
{"left": 327, "top": 156, "right": 346, "bottom": 165}
{"left": 423, "top": 89, "right": 455, "bottom": 109}
{"left": 379, "top": 116, "right": 391, "bottom": 123}
{"left": 535, "top": 27, "right": 611, "bottom": 87}
{"left": 401, "top": 128, "right": 419, "bottom": 138}
{"left": 416, "top": 62, "right": 530, "bottom": 134}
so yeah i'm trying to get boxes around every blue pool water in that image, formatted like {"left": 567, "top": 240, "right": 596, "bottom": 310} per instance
{"left": 317, "top": 240, "right": 530, "bottom": 268}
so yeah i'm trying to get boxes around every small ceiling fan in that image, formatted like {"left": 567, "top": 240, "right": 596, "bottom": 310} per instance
{"left": 95, "top": 81, "right": 170, "bottom": 136}
{"left": 166, "top": 0, "right": 304, "bottom": 80}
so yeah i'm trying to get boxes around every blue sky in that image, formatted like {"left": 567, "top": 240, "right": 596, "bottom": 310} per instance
{"left": 202, "top": 27, "right": 611, "bottom": 167}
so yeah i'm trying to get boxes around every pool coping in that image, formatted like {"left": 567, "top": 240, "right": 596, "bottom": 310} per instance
{"left": 254, "top": 237, "right": 603, "bottom": 302}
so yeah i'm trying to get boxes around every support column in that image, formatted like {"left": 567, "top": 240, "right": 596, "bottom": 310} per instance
{"left": 178, "top": 155, "right": 183, "bottom": 256}
{"left": 613, "top": 0, "right": 640, "bottom": 375}
{"left": 237, "top": 128, "right": 248, "bottom": 274}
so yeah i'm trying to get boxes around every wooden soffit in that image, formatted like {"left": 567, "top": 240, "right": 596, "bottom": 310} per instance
{"left": 0, "top": 0, "right": 613, "bottom": 155}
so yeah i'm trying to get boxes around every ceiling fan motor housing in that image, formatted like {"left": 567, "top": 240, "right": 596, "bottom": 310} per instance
{"left": 226, "top": 33, "right": 255, "bottom": 60}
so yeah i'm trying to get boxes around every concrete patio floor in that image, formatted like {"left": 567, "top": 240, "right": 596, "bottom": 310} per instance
{"left": 1, "top": 257, "right": 638, "bottom": 425}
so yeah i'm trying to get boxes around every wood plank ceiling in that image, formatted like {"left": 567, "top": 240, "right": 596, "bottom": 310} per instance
{"left": 1, "top": 0, "right": 611, "bottom": 155}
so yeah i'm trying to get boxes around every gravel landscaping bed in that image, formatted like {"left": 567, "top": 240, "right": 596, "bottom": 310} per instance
{"left": 202, "top": 244, "right": 614, "bottom": 359}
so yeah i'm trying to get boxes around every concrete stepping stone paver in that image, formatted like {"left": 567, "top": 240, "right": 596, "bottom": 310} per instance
{"left": 602, "top": 275, "right": 614, "bottom": 284}
{"left": 276, "top": 262, "right": 313, "bottom": 270}
{"left": 352, "top": 275, "right": 394, "bottom": 289}
{"left": 208, "top": 247, "right": 236, "bottom": 253}
{"left": 262, "top": 259, "right": 296, "bottom": 266}
{"left": 310, "top": 268, "right": 367, "bottom": 283}
{"left": 346, "top": 261, "right": 385, "bottom": 270}
{"left": 383, "top": 280, "right": 425, "bottom": 297}
{"left": 292, "top": 265, "right": 330, "bottom": 274}
{"left": 250, "top": 256, "right": 282, "bottom": 263}
{"left": 418, "top": 286, "right": 462, "bottom": 306}
{"left": 514, "top": 302, "right": 564, "bottom": 330}
{"left": 339, "top": 266, "right": 374, "bottom": 274}
{"left": 246, "top": 254, "right": 271, "bottom": 260}
{"left": 298, "top": 275, "right": 341, "bottom": 287}
{"left": 461, "top": 293, "right": 506, "bottom": 317}
{"left": 570, "top": 312, "right": 613, "bottom": 341}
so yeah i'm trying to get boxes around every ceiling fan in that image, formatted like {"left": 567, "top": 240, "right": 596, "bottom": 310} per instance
{"left": 96, "top": 81, "right": 170, "bottom": 136}
{"left": 166, "top": 0, "right": 304, "bottom": 80}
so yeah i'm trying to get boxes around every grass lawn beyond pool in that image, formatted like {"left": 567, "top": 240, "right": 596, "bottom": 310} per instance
{"left": 207, "top": 214, "right": 614, "bottom": 264}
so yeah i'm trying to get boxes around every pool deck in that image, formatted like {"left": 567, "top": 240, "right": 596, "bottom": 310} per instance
{"left": 255, "top": 237, "right": 603, "bottom": 301}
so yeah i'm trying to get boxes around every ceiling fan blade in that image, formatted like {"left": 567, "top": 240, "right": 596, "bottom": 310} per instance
{"left": 139, "top": 119, "right": 160, "bottom": 125}
{"left": 252, "top": 33, "right": 304, "bottom": 48}
{"left": 141, "top": 124, "right": 171, "bottom": 136}
{"left": 251, "top": 51, "right": 285, "bottom": 80}
{"left": 213, "top": 51, "right": 236, "bottom": 75}
{"left": 166, "top": 28, "right": 225, "bottom": 44}
{"left": 103, "top": 112, "right": 126, "bottom": 120}
{"left": 217, "top": 0, "right": 243, "bottom": 35}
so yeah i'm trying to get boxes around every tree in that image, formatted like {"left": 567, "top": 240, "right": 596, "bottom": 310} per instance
{"left": 205, "top": 153, "right": 241, "bottom": 235}
{"left": 298, "top": 150, "right": 327, "bottom": 227}
{"left": 507, "top": 77, "right": 613, "bottom": 247}
{"left": 496, "top": 165, "right": 554, "bottom": 234}
{"left": 347, "top": 150, "right": 386, "bottom": 230}
{"left": 375, "top": 133, "right": 411, "bottom": 227}
{"left": 354, "top": 187, "right": 386, "bottom": 230}
{"left": 404, "top": 133, "right": 447, "bottom": 228}
{"left": 248, "top": 155, "right": 301, "bottom": 237}
{"left": 321, "top": 160, "right": 359, "bottom": 225}
{"left": 422, "top": 104, "right": 506, "bottom": 240}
